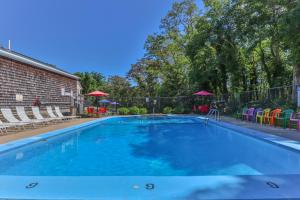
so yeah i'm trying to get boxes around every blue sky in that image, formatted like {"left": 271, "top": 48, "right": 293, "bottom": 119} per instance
{"left": 0, "top": 0, "right": 201, "bottom": 77}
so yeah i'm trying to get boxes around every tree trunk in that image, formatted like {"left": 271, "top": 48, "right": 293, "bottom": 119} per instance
{"left": 259, "top": 44, "right": 272, "bottom": 87}
{"left": 219, "top": 63, "right": 228, "bottom": 102}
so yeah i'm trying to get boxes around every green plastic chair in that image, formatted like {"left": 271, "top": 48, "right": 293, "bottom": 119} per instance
{"left": 236, "top": 107, "right": 248, "bottom": 119}
{"left": 256, "top": 108, "right": 271, "bottom": 125}
{"left": 275, "top": 109, "right": 294, "bottom": 128}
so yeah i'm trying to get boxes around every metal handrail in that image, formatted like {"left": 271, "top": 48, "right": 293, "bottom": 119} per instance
{"left": 207, "top": 109, "right": 220, "bottom": 120}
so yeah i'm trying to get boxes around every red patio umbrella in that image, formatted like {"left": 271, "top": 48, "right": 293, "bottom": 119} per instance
{"left": 193, "top": 90, "right": 213, "bottom": 113}
{"left": 87, "top": 91, "right": 109, "bottom": 97}
{"left": 193, "top": 90, "right": 213, "bottom": 96}
{"left": 86, "top": 91, "right": 109, "bottom": 112}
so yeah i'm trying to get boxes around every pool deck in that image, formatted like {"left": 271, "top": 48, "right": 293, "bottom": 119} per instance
{"left": 0, "top": 118, "right": 97, "bottom": 144}
{"left": 220, "top": 116, "right": 300, "bottom": 141}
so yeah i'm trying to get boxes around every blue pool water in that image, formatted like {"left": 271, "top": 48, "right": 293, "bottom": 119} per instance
{"left": 1, "top": 115, "right": 300, "bottom": 176}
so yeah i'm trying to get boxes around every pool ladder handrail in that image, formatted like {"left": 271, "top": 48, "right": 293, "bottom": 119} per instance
{"left": 207, "top": 109, "right": 220, "bottom": 121}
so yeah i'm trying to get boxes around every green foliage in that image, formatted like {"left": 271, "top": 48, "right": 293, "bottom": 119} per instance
{"left": 173, "top": 105, "right": 185, "bottom": 114}
{"left": 76, "top": 0, "right": 299, "bottom": 111}
{"left": 129, "top": 106, "right": 140, "bottom": 115}
{"left": 118, "top": 107, "right": 129, "bottom": 115}
{"left": 74, "top": 72, "right": 106, "bottom": 94}
{"left": 139, "top": 108, "right": 148, "bottom": 115}
{"left": 163, "top": 107, "right": 173, "bottom": 114}
{"left": 106, "top": 76, "right": 132, "bottom": 99}
{"left": 127, "top": 59, "right": 161, "bottom": 97}
{"left": 118, "top": 107, "right": 147, "bottom": 115}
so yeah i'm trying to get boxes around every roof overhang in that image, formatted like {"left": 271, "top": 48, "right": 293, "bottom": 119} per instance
{"left": 0, "top": 48, "right": 79, "bottom": 80}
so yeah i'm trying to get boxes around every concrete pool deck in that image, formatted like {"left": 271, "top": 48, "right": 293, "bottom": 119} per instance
{"left": 0, "top": 118, "right": 97, "bottom": 144}
{"left": 220, "top": 116, "right": 300, "bottom": 142}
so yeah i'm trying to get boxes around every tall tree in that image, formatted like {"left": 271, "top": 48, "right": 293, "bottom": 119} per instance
{"left": 74, "top": 72, "right": 106, "bottom": 94}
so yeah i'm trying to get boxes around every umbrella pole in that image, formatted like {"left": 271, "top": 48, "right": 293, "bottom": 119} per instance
{"left": 96, "top": 97, "right": 99, "bottom": 117}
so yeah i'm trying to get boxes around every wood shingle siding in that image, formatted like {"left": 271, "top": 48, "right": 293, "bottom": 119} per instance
{"left": 0, "top": 56, "right": 78, "bottom": 111}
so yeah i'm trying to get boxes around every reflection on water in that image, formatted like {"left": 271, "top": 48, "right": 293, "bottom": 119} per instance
{"left": 0, "top": 116, "right": 300, "bottom": 176}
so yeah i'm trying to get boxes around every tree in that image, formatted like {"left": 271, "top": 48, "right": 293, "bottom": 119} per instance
{"left": 106, "top": 75, "right": 132, "bottom": 100}
{"left": 74, "top": 72, "right": 106, "bottom": 94}
{"left": 127, "top": 59, "right": 161, "bottom": 97}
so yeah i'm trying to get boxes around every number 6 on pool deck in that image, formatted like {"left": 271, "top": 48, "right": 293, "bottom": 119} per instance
{"left": 25, "top": 182, "right": 38, "bottom": 189}
{"left": 266, "top": 181, "right": 279, "bottom": 188}
{"left": 145, "top": 183, "right": 155, "bottom": 190}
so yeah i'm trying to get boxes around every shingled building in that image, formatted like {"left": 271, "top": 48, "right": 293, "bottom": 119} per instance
{"left": 0, "top": 47, "right": 82, "bottom": 114}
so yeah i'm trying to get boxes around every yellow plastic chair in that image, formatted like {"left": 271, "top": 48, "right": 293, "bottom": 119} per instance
{"left": 256, "top": 108, "right": 270, "bottom": 125}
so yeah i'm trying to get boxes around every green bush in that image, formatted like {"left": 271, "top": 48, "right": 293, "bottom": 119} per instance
{"left": 163, "top": 107, "right": 173, "bottom": 114}
{"left": 129, "top": 106, "right": 140, "bottom": 115}
{"left": 118, "top": 107, "right": 129, "bottom": 115}
{"left": 173, "top": 105, "right": 185, "bottom": 114}
{"left": 139, "top": 107, "right": 148, "bottom": 115}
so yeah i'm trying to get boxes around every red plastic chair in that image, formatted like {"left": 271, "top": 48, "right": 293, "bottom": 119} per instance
{"left": 201, "top": 105, "right": 209, "bottom": 113}
{"left": 87, "top": 107, "right": 94, "bottom": 114}
{"left": 193, "top": 105, "right": 197, "bottom": 112}
{"left": 198, "top": 105, "right": 209, "bottom": 114}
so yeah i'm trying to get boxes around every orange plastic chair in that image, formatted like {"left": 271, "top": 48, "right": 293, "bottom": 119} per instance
{"left": 100, "top": 107, "right": 107, "bottom": 114}
{"left": 96, "top": 107, "right": 107, "bottom": 115}
{"left": 266, "top": 108, "right": 282, "bottom": 126}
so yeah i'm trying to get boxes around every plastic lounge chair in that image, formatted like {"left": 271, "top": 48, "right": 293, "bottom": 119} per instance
{"left": 289, "top": 112, "right": 300, "bottom": 131}
{"left": 256, "top": 108, "right": 270, "bottom": 125}
{"left": 0, "top": 119, "right": 11, "bottom": 134}
{"left": 275, "top": 109, "right": 294, "bottom": 128}
{"left": 0, "top": 108, "right": 30, "bottom": 129}
{"left": 16, "top": 106, "right": 46, "bottom": 126}
{"left": 0, "top": 125, "right": 7, "bottom": 134}
{"left": 266, "top": 108, "right": 282, "bottom": 126}
{"left": 245, "top": 108, "right": 255, "bottom": 121}
{"left": 0, "top": 118, "right": 22, "bottom": 134}
{"left": 54, "top": 106, "right": 77, "bottom": 120}
{"left": 32, "top": 107, "right": 56, "bottom": 123}
{"left": 46, "top": 106, "right": 62, "bottom": 120}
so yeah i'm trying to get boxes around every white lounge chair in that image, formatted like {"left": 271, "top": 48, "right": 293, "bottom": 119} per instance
{"left": 16, "top": 106, "right": 46, "bottom": 126}
{"left": 32, "top": 106, "right": 56, "bottom": 123}
{"left": 0, "top": 120, "right": 10, "bottom": 134}
{"left": 54, "top": 106, "right": 77, "bottom": 120}
{"left": 0, "top": 108, "right": 31, "bottom": 129}
{"left": 46, "top": 106, "right": 62, "bottom": 120}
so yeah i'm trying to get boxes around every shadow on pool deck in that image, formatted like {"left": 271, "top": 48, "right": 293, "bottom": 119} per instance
{"left": 220, "top": 116, "right": 300, "bottom": 141}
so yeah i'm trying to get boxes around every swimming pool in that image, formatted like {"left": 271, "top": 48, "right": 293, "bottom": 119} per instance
{"left": 1, "top": 115, "right": 300, "bottom": 199}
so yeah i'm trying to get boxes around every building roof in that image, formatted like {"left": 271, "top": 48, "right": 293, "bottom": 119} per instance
{"left": 0, "top": 47, "right": 79, "bottom": 80}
